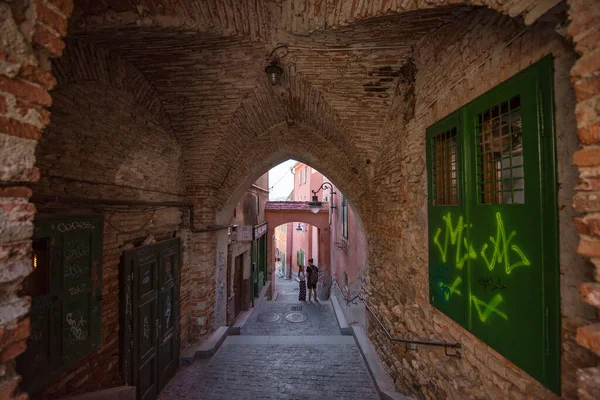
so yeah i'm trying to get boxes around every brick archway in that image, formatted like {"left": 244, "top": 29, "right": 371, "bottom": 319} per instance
{"left": 215, "top": 122, "right": 371, "bottom": 227}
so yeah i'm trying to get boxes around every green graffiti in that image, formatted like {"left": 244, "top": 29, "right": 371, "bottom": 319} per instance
{"left": 438, "top": 276, "right": 462, "bottom": 301}
{"left": 433, "top": 213, "right": 477, "bottom": 269}
{"left": 480, "top": 212, "right": 530, "bottom": 275}
{"left": 471, "top": 294, "right": 508, "bottom": 322}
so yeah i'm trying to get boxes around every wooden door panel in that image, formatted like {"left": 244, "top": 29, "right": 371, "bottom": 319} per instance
{"left": 158, "top": 244, "right": 179, "bottom": 391}
{"left": 123, "top": 238, "right": 180, "bottom": 400}
{"left": 138, "top": 354, "right": 158, "bottom": 400}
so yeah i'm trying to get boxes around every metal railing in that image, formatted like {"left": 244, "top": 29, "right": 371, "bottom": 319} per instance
{"left": 331, "top": 280, "right": 462, "bottom": 359}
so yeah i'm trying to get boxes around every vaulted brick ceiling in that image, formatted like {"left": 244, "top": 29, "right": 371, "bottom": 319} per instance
{"left": 64, "top": 1, "right": 529, "bottom": 197}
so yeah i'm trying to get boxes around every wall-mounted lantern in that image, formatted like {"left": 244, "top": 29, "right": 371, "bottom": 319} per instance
{"left": 308, "top": 182, "right": 337, "bottom": 214}
{"left": 265, "top": 45, "right": 288, "bottom": 86}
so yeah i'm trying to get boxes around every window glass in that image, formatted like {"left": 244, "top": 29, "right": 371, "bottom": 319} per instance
{"left": 476, "top": 95, "right": 524, "bottom": 204}
{"left": 432, "top": 128, "right": 459, "bottom": 206}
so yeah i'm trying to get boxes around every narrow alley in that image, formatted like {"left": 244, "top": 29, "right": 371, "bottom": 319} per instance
{"left": 2, "top": 1, "right": 600, "bottom": 400}
{"left": 159, "top": 277, "right": 380, "bottom": 400}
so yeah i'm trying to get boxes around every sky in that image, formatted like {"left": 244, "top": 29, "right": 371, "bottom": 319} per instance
{"left": 268, "top": 159, "right": 296, "bottom": 200}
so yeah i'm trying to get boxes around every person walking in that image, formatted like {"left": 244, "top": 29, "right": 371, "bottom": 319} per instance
{"left": 298, "top": 265, "right": 306, "bottom": 301}
{"left": 306, "top": 258, "right": 319, "bottom": 302}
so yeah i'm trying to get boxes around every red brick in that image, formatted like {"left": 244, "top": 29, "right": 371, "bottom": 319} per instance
{"left": 0, "top": 76, "right": 51, "bottom": 107}
{"left": 36, "top": 0, "right": 68, "bottom": 36}
{"left": 578, "top": 238, "right": 600, "bottom": 257}
{"left": 0, "top": 95, "right": 6, "bottom": 114}
{"left": 579, "top": 121, "right": 600, "bottom": 145}
{"left": 15, "top": 99, "right": 51, "bottom": 126}
{"left": 33, "top": 24, "right": 66, "bottom": 57}
{"left": 576, "top": 323, "right": 600, "bottom": 357}
{"left": 577, "top": 367, "right": 600, "bottom": 400}
{"left": 580, "top": 282, "right": 600, "bottom": 308}
{"left": 573, "top": 147, "right": 600, "bottom": 167}
{"left": 47, "top": 0, "right": 74, "bottom": 17}
{"left": 0, "top": 116, "right": 42, "bottom": 140}
{"left": 574, "top": 75, "right": 600, "bottom": 103}
{"left": 572, "top": 51, "right": 600, "bottom": 80}
{"left": 574, "top": 217, "right": 590, "bottom": 235}
{"left": 575, "top": 27, "right": 600, "bottom": 55}
{"left": 0, "top": 340, "right": 27, "bottom": 363}
{"left": 0, "top": 187, "right": 32, "bottom": 198}
{"left": 0, "top": 319, "right": 29, "bottom": 351}
{"left": 18, "top": 64, "right": 57, "bottom": 90}
{"left": 0, "top": 375, "right": 20, "bottom": 400}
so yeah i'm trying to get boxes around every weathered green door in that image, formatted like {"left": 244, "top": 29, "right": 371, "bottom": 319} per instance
{"left": 426, "top": 113, "right": 467, "bottom": 327}
{"left": 121, "top": 238, "right": 180, "bottom": 400}
{"left": 18, "top": 214, "right": 103, "bottom": 394}
{"left": 427, "top": 56, "right": 559, "bottom": 392}
{"left": 465, "top": 67, "right": 548, "bottom": 384}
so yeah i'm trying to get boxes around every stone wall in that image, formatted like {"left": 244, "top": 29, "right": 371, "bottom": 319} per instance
{"left": 567, "top": 0, "right": 600, "bottom": 398}
{"left": 0, "top": 1, "right": 73, "bottom": 399}
{"left": 367, "top": 5, "right": 598, "bottom": 399}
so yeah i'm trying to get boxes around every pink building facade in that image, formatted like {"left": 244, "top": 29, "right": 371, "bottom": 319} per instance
{"left": 287, "top": 162, "right": 326, "bottom": 275}
{"left": 329, "top": 183, "right": 368, "bottom": 328}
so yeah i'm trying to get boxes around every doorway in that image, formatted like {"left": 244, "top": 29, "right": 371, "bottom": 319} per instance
{"left": 120, "top": 238, "right": 180, "bottom": 400}
{"left": 234, "top": 254, "right": 244, "bottom": 318}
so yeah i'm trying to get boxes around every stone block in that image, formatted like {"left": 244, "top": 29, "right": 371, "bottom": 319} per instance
{"left": 576, "top": 323, "right": 600, "bottom": 356}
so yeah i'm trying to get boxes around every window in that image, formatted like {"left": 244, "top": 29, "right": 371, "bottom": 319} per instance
{"left": 426, "top": 56, "right": 559, "bottom": 393}
{"left": 17, "top": 214, "right": 104, "bottom": 394}
{"left": 298, "top": 170, "right": 302, "bottom": 186}
{"left": 476, "top": 96, "right": 524, "bottom": 204}
{"left": 303, "top": 166, "right": 307, "bottom": 184}
{"left": 341, "top": 195, "right": 348, "bottom": 239}
{"left": 432, "top": 127, "right": 458, "bottom": 206}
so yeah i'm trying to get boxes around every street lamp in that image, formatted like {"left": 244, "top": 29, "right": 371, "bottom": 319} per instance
{"left": 308, "top": 182, "right": 336, "bottom": 214}
{"left": 264, "top": 45, "right": 288, "bottom": 86}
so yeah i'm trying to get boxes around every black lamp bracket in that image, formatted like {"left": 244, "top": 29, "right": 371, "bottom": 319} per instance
{"left": 267, "top": 44, "right": 289, "bottom": 62}
{"left": 312, "top": 182, "right": 336, "bottom": 197}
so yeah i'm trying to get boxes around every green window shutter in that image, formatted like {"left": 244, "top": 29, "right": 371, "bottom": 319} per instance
{"left": 18, "top": 214, "right": 103, "bottom": 394}
{"left": 426, "top": 56, "right": 559, "bottom": 394}
{"left": 426, "top": 113, "right": 467, "bottom": 328}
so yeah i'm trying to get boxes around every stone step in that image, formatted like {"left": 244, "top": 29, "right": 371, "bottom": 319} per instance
{"left": 225, "top": 335, "right": 356, "bottom": 345}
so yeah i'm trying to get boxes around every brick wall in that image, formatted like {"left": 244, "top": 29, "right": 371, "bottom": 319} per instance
{"left": 567, "top": 0, "right": 600, "bottom": 398}
{"left": 28, "top": 37, "right": 187, "bottom": 397}
{"left": 367, "top": 5, "right": 598, "bottom": 399}
{"left": 0, "top": 1, "right": 72, "bottom": 399}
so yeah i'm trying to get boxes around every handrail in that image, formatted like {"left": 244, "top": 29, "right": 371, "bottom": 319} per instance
{"left": 331, "top": 279, "right": 461, "bottom": 359}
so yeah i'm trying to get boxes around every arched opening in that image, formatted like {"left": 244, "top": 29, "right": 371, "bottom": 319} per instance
{"left": 2, "top": 1, "right": 598, "bottom": 399}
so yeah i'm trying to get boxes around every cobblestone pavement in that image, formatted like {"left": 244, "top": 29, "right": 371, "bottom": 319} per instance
{"left": 241, "top": 300, "right": 340, "bottom": 336}
{"left": 160, "top": 276, "right": 379, "bottom": 399}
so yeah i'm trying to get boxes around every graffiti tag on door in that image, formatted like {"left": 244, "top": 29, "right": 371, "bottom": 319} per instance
{"left": 432, "top": 211, "right": 530, "bottom": 322}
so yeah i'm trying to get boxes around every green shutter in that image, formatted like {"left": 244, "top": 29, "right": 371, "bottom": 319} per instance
{"left": 18, "top": 214, "right": 103, "bottom": 394}
{"left": 426, "top": 56, "right": 559, "bottom": 393}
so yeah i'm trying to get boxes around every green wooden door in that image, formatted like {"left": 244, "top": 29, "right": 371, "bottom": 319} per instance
{"left": 465, "top": 68, "right": 546, "bottom": 384}
{"left": 122, "top": 238, "right": 180, "bottom": 400}
{"left": 18, "top": 215, "right": 103, "bottom": 394}
{"left": 426, "top": 113, "right": 468, "bottom": 328}
{"left": 426, "top": 56, "right": 559, "bottom": 393}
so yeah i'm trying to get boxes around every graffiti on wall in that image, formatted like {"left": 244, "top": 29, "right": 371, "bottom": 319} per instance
{"left": 432, "top": 211, "right": 529, "bottom": 322}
